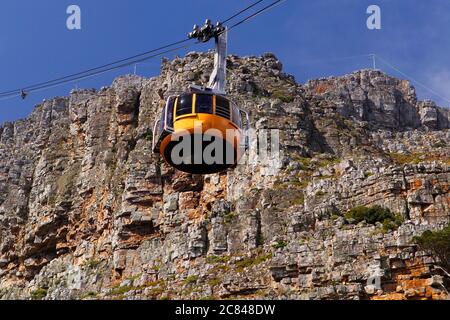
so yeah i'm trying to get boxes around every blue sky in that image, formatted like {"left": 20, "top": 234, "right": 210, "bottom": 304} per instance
{"left": 1, "top": 0, "right": 450, "bottom": 124}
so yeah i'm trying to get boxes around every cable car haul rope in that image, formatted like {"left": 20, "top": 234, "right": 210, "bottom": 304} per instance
{"left": 0, "top": 0, "right": 286, "bottom": 100}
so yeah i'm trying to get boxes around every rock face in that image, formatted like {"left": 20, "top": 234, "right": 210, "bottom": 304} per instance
{"left": 0, "top": 52, "right": 449, "bottom": 300}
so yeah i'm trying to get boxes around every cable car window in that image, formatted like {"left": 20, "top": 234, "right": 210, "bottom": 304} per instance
{"left": 176, "top": 94, "right": 193, "bottom": 117}
{"left": 231, "top": 105, "right": 242, "bottom": 128}
{"left": 196, "top": 94, "right": 213, "bottom": 114}
{"left": 215, "top": 95, "right": 231, "bottom": 119}
{"left": 160, "top": 104, "right": 166, "bottom": 131}
{"left": 166, "top": 96, "right": 175, "bottom": 128}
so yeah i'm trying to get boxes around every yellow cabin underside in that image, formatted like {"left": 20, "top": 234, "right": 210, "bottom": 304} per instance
{"left": 160, "top": 113, "right": 242, "bottom": 163}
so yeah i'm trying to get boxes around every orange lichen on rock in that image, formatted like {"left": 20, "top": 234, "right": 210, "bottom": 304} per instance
{"left": 410, "top": 179, "right": 423, "bottom": 190}
{"left": 314, "top": 82, "right": 330, "bottom": 94}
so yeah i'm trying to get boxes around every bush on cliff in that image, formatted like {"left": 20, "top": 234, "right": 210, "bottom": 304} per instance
{"left": 344, "top": 205, "right": 404, "bottom": 231}
{"left": 413, "top": 224, "right": 450, "bottom": 271}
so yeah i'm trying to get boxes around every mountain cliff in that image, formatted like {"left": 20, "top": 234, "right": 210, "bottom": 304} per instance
{"left": 0, "top": 52, "right": 449, "bottom": 300}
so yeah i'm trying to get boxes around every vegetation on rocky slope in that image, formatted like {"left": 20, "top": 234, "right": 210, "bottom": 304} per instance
{"left": 344, "top": 205, "right": 404, "bottom": 232}
{"left": 414, "top": 224, "right": 450, "bottom": 271}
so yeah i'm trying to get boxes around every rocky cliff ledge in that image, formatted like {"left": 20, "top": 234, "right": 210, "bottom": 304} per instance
{"left": 0, "top": 52, "right": 449, "bottom": 300}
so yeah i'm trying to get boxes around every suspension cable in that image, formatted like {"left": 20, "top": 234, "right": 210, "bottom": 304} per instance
{"left": 229, "top": 0, "right": 287, "bottom": 30}
{"left": 221, "top": 0, "right": 266, "bottom": 24}
{"left": 0, "top": 0, "right": 287, "bottom": 100}
{"left": 0, "top": 38, "right": 193, "bottom": 97}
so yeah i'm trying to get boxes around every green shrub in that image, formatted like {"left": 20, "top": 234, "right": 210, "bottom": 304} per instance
{"left": 389, "top": 152, "right": 423, "bottom": 165}
{"left": 364, "top": 172, "right": 374, "bottom": 179}
{"left": 147, "top": 287, "right": 165, "bottom": 298}
{"left": 272, "top": 240, "right": 288, "bottom": 249}
{"left": 31, "top": 288, "right": 48, "bottom": 300}
{"left": 144, "top": 129, "right": 153, "bottom": 142}
{"left": 84, "top": 258, "right": 102, "bottom": 269}
{"left": 292, "top": 156, "right": 311, "bottom": 170}
{"left": 315, "top": 191, "right": 326, "bottom": 197}
{"left": 224, "top": 212, "right": 236, "bottom": 224}
{"left": 432, "top": 141, "right": 447, "bottom": 149}
{"left": 271, "top": 89, "right": 295, "bottom": 103}
{"left": 413, "top": 224, "right": 450, "bottom": 271}
{"left": 235, "top": 253, "right": 273, "bottom": 272}
{"left": 184, "top": 275, "right": 199, "bottom": 285}
{"left": 317, "top": 157, "right": 341, "bottom": 168}
{"left": 206, "top": 255, "right": 230, "bottom": 264}
{"left": 345, "top": 205, "right": 404, "bottom": 231}
{"left": 207, "top": 277, "right": 222, "bottom": 287}
{"left": 107, "top": 285, "right": 134, "bottom": 296}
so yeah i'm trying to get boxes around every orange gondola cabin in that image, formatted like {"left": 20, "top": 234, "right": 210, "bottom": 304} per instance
{"left": 152, "top": 20, "right": 249, "bottom": 174}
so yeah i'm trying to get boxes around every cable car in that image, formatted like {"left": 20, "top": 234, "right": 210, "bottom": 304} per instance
{"left": 152, "top": 20, "right": 249, "bottom": 175}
